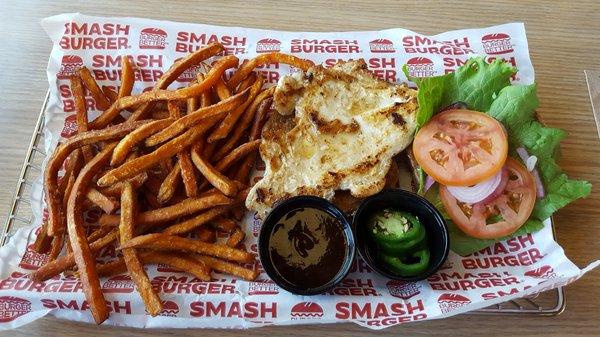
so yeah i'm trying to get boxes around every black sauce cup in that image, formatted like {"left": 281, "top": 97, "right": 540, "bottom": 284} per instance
{"left": 353, "top": 189, "right": 450, "bottom": 282}
{"left": 258, "top": 196, "right": 356, "bottom": 295}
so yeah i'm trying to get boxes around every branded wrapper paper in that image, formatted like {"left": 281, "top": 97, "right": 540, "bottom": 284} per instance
{"left": 0, "top": 13, "right": 597, "bottom": 330}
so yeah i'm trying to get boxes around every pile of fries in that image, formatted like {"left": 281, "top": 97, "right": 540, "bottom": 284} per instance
{"left": 31, "top": 43, "right": 314, "bottom": 323}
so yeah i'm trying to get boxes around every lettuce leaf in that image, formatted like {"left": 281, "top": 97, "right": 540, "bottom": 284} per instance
{"left": 403, "top": 57, "right": 515, "bottom": 126}
{"left": 410, "top": 57, "right": 591, "bottom": 256}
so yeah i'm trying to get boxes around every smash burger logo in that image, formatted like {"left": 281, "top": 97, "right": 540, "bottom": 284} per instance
{"left": 437, "top": 293, "right": 471, "bottom": 314}
{"left": 0, "top": 296, "right": 31, "bottom": 323}
{"left": 176, "top": 32, "right": 247, "bottom": 55}
{"left": 386, "top": 280, "right": 421, "bottom": 300}
{"left": 524, "top": 265, "right": 556, "bottom": 279}
{"left": 60, "top": 22, "right": 130, "bottom": 50}
{"left": 290, "top": 302, "right": 324, "bottom": 320}
{"left": 405, "top": 57, "right": 435, "bottom": 78}
{"left": 174, "top": 57, "right": 203, "bottom": 83}
{"left": 335, "top": 300, "right": 427, "bottom": 326}
{"left": 369, "top": 39, "right": 395, "bottom": 53}
{"left": 481, "top": 33, "right": 514, "bottom": 55}
{"left": 139, "top": 27, "right": 168, "bottom": 49}
{"left": 57, "top": 55, "right": 84, "bottom": 80}
{"left": 19, "top": 243, "right": 49, "bottom": 270}
{"left": 102, "top": 275, "right": 135, "bottom": 293}
{"left": 291, "top": 38, "right": 360, "bottom": 54}
{"left": 248, "top": 280, "right": 279, "bottom": 295}
{"left": 256, "top": 38, "right": 281, "bottom": 53}
{"left": 151, "top": 300, "right": 179, "bottom": 317}
{"left": 91, "top": 54, "right": 164, "bottom": 82}
{"left": 60, "top": 114, "right": 79, "bottom": 138}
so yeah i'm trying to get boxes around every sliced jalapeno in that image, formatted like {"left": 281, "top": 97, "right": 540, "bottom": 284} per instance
{"left": 381, "top": 248, "right": 430, "bottom": 277}
{"left": 368, "top": 210, "right": 424, "bottom": 244}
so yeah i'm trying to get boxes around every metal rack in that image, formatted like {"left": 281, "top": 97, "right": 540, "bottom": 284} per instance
{"left": 1, "top": 91, "right": 565, "bottom": 316}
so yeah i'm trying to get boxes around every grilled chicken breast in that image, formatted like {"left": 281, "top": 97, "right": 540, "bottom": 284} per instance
{"left": 246, "top": 59, "right": 418, "bottom": 217}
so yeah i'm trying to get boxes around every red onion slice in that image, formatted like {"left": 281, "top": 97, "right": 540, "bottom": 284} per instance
{"left": 424, "top": 175, "right": 435, "bottom": 193}
{"left": 515, "top": 147, "right": 545, "bottom": 198}
{"left": 446, "top": 170, "right": 503, "bottom": 203}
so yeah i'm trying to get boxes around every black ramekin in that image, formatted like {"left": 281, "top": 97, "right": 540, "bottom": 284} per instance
{"left": 353, "top": 189, "right": 449, "bottom": 282}
{"left": 258, "top": 196, "right": 355, "bottom": 295}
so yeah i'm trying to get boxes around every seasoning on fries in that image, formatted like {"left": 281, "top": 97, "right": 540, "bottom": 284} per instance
{"left": 32, "top": 42, "right": 302, "bottom": 324}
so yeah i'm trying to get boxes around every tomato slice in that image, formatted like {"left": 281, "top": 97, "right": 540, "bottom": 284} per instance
{"left": 439, "top": 158, "right": 536, "bottom": 239}
{"left": 413, "top": 109, "right": 508, "bottom": 186}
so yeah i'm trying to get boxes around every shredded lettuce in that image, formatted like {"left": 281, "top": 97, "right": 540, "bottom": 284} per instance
{"left": 408, "top": 57, "right": 591, "bottom": 256}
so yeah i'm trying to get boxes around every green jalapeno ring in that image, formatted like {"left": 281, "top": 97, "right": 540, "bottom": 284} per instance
{"left": 376, "top": 224, "right": 427, "bottom": 255}
{"left": 368, "top": 211, "right": 424, "bottom": 244}
{"left": 381, "top": 248, "right": 430, "bottom": 277}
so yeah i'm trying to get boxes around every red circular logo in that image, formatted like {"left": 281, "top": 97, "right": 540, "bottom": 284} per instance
{"left": 57, "top": 55, "right": 84, "bottom": 80}
{"left": 102, "top": 275, "right": 135, "bottom": 293}
{"left": 386, "top": 280, "right": 421, "bottom": 300}
{"left": 406, "top": 57, "right": 435, "bottom": 78}
{"left": 60, "top": 114, "right": 78, "bottom": 138}
{"left": 437, "top": 293, "right": 471, "bottom": 314}
{"left": 0, "top": 296, "right": 31, "bottom": 323}
{"left": 481, "top": 33, "right": 513, "bottom": 55}
{"left": 139, "top": 28, "right": 167, "bottom": 50}
{"left": 256, "top": 38, "right": 281, "bottom": 53}
{"left": 290, "top": 302, "right": 323, "bottom": 320}
{"left": 525, "top": 265, "right": 555, "bottom": 279}
{"left": 369, "top": 38, "right": 395, "bottom": 53}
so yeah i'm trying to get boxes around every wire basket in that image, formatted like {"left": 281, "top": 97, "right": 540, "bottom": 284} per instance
{"left": 1, "top": 91, "right": 565, "bottom": 316}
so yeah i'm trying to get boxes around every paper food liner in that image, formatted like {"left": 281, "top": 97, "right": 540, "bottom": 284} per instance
{"left": 0, "top": 13, "right": 597, "bottom": 330}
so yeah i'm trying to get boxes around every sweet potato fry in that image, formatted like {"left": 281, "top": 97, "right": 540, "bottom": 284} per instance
{"left": 119, "top": 233, "right": 255, "bottom": 263}
{"left": 33, "top": 223, "right": 52, "bottom": 253}
{"left": 111, "top": 118, "right": 174, "bottom": 166}
{"left": 213, "top": 92, "right": 274, "bottom": 161}
{"left": 193, "top": 255, "right": 258, "bottom": 281}
{"left": 66, "top": 144, "right": 116, "bottom": 324}
{"left": 163, "top": 205, "right": 231, "bottom": 235}
{"left": 120, "top": 182, "right": 163, "bottom": 316}
{"left": 98, "top": 171, "right": 148, "bottom": 197}
{"left": 209, "top": 217, "right": 238, "bottom": 233}
{"left": 167, "top": 100, "right": 181, "bottom": 119}
{"left": 207, "top": 76, "right": 264, "bottom": 143}
{"left": 116, "top": 43, "right": 225, "bottom": 123}
{"left": 227, "top": 53, "right": 313, "bottom": 90}
{"left": 78, "top": 67, "right": 111, "bottom": 110}
{"left": 102, "top": 86, "right": 118, "bottom": 104}
{"left": 118, "top": 55, "right": 135, "bottom": 99}
{"left": 236, "top": 73, "right": 257, "bottom": 93}
{"left": 48, "top": 233, "right": 65, "bottom": 261}
{"left": 91, "top": 54, "right": 238, "bottom": 129}
{"left": 30, "top": 229, "right": 118, "bottom": 282}
{"left": 44, "top": 120, "right": 149, "bottom": 236}
{"left": 196, "top": 227, "right": 217, "bottom": 243}
{"left": 226, "top": 226, "right": 246, "bottom": 247}
{"left": 145, "top": 88, "right": 250, "bottom": 147}
{"left": 199, "top": 140, "right": 260, "bottom": 190}
{"left": 151, "top": 110, "right": 170, "bottom": 119}
{"left": 58, "top": 149, "right": 84, "bottom": 195}
{"left": 157, "top": 161, "right": 181, "bottom": 204}
{"left": 179, "top": 150, "right": 199, "bottom": 197}
{"left": 98, "top": 119, "right": 222, "bottom": 186}
{"left": 86, "top": 188, "right": 118, "bottom": 214}
{"left": 190, "top": 145, "right": 238, "bottom": 196}
{"left": 214, "top": 77, "right": 231, "bottom": 100}
{"left": 62, "top": 174, "right": 76, "bottom": 208}
{"left": 97, "top": 251, "right": 211, "bottom": 281}
{"left": 87, "top": 225, "right": 113, "bottom": 243}
{"left": 70, "top": 76, "right": 94, "bottom": 162}
{"left": 197, "top": 73, "right": 212, "bottom": 108}
{"left": 99, "top": 192, "right": 232, "bottom": 227}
